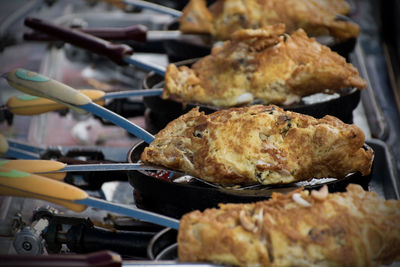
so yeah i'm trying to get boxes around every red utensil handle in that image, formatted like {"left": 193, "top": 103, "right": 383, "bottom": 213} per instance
{"left": 24, "top": 25, "right": 148, "bottom": 42}
{"left": 24, "top": 31, "right": 54, "bottom": 41}
{"left": 24, "top": 17, "right": 133, "bottom": 65}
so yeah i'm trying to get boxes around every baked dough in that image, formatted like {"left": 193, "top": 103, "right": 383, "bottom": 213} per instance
{"left": 178, "top": 184, "right": 400, "bottom": 266}
{"left": 179, "top": 0, "right": 359, "bottom": 41}
{"left": 141, "top": 105, "right": 373, "bottom": 185}
{"left": 163, "top": 25, "right": 366, "bottom": 107}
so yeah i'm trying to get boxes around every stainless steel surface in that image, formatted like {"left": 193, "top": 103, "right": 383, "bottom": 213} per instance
{"left": 123, "top": 0, "right": 182, "bottom": 17}
{"left": 146, "top": 30, "right": 212, "bottom": 46}
{"left": 352, "top": 43, "right": 388, "bottom": 139}
{"left": 104, "top": 89, "right": 163, "bottom": 98}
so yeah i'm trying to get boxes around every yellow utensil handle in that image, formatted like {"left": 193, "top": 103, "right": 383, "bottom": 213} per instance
{"left": 0, "top": 160, "right": 66, "bottom": 180}
{"left": 0, "top": 187, "right": 86, "bottom": 212}
{"left": 7, "top": 69, "right": 92, "bottom": 106}
{"left": 7, "top": 89, "right": 106, "bottom": 115}
{"left": 0, "top": 134, "right": 9, "bottom": 154}
{"left": 7, "top": 95, "right": 65, "bottom": 115}
{"left": 0, "top": 168, "right": 88, "bottom": 212}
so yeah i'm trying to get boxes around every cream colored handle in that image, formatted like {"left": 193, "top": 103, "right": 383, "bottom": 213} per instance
{"left": 0, "top": 134, "right": 9, "bottom": 154}
{"left": 7, "top": 89, "right": 106, "bottom": 115}
{"left": 6, "top": 69, "right": 92, "bottom": 107}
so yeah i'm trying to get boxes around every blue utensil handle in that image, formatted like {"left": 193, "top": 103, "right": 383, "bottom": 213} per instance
{"left": 124, "top": 57, "right": 166, "bottom": 76}
{"left": 80, "top": 102, "right": 155, "bottom": 144}
{"left": 78, "top": 197, "right": 180, "bottom": 229}
{"left": 7, "top": 68, "right": 154, "bottom": 144}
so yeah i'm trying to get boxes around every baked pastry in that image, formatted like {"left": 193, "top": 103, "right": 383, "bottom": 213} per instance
{"left": 179, "top": 0, "right": 360, "bottom": 41}
{"left": 141, "top": 105, "right": 373, "bottom": 185}
{"left": 178, "top": 184, "right": 400, "bottom": 266}
{"left": 163, "top": 25, "right": 366, "bottom": 108}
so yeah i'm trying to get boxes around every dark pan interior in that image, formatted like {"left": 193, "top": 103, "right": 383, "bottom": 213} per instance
{"left": 127, "top": 141, "right": 372, "bottom": 219}
{"left": 162, "top": 21, "right": 212, "bottom": 62}
{"left": 142, "top": 58, "right": 361, "bottom": 133}
{"left": 147, "top": 228, "right": 178, "bottom": 260}
{"left": 163, "top": 20, "right": 357, "bottom": 62}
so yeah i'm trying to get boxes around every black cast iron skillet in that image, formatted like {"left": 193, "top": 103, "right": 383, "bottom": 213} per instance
{"left": 162, "top": 20, "right": 212, "bottom": 63}
{"left": 127, "top": 141, "right": 373, "bottom": 220}
{"left": 163, "top": 19, "right": 357, "bottom": 62}
{"left": 142, "top": 58, "right": 361, "bottom": 133}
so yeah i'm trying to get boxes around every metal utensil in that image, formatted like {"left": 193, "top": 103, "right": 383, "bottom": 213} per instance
{"left": 24, "top": 24, "right": 207, "bottom": 46}
{"left": 24, "top": 17, "right": 176, "bottom": 76}
{"left": 0, "top": 134, "right": 41, "bottom": 159}
{"left": 0, "top": 159, "right": 176, "bottom": 175}
{"left": 0, "top": 167, "right": 180, "bottom": 229}
{"left": 6, "top": 68, "right": 155, "bottom": 144}
{"left": 123, "top": 0, "right": 182, "bottom": 17}
{"left": 6, "top": 89, "right": 162, "bottom": 116}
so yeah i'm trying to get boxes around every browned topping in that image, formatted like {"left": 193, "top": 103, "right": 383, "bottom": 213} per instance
{"left": 141, "top": 105, "right": 373, "bottom": 185}
{"left": 180, "top": 0, "right": 359, "bottom": 41}
{"left": 164, "top": 25, "right": 366, "bottom": 108}
{"left": 311, "top": 185, "right": 329, "bottom": 201}
{"left": 178, "top": 184, "right": 400, "bottom": 266}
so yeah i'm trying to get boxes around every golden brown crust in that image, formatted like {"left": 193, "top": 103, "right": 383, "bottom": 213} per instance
{"left": 178, "top": 184, "right": 400, "bottom": 267}
{"left": 179, "top": 0, "right": 213, "bottom": 34}
{"left": 163, "top": 26, "right": 366, "bottom": 107}
{"left": 141, "top": 105, "right": 373, "bottom": 185}
{"left": 231, "top": 24, "right": 286, "bottom": 41}
{"left": 180, "top": 0, "right": 359, "bottom": 41}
